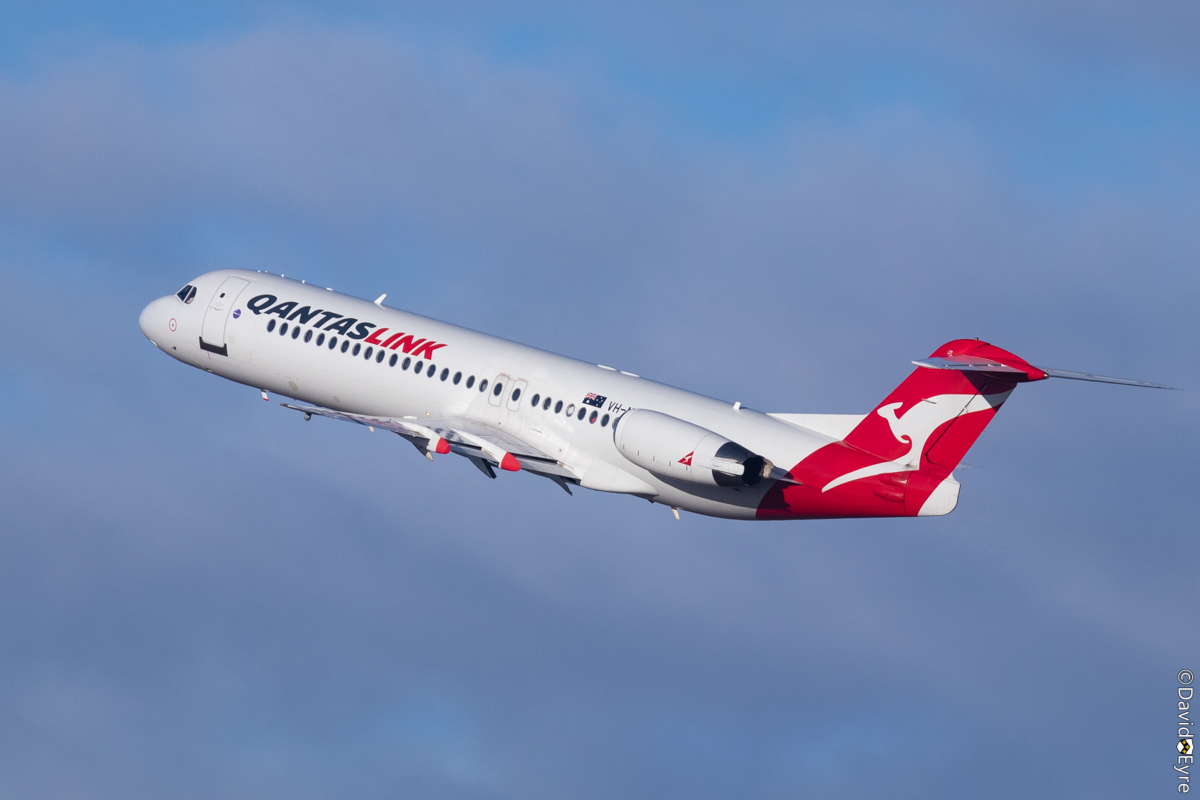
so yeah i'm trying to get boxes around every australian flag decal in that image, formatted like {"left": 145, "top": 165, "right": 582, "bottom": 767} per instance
{"left": 582, "top": 393, "right": 607, "bottom": 408}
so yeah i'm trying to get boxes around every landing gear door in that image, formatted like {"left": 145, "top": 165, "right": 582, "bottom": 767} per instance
{"left": 200, "top": 277, "right": 250, "bottom": 355}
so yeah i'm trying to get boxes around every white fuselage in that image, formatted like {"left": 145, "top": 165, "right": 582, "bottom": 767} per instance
{"left": 140, "top": 270, "right": 835, "bottom": 519}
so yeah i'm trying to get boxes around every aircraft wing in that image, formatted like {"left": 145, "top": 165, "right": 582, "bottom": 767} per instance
{"left": 431, "top": 417, "right": 580, "bottom": 481}
{"left": 280, "top": 403, "right": 581, "bottom": 484}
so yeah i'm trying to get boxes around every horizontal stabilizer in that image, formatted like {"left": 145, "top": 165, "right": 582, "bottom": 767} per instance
{"left": 1040, "top": 368, "right": 1177, "bottom": 390}
{"left": 912, "top": 356, "right": 1028, "bottom": 374}
{"left": 914, "top": 354, "right": 1176, "bottom": 389}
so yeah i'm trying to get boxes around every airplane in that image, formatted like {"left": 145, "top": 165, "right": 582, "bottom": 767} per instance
{"left": 139, "top": 270, "right": 1173, "bottom": 521}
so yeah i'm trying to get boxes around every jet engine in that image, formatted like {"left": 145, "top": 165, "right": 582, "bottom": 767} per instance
{"left": 613, "top": 409, "right": 774, "bottom": 488}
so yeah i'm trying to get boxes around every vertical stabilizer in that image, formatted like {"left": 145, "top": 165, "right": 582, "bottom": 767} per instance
{"left": 758, "top": 339, "right": 1042, "bottom": 519}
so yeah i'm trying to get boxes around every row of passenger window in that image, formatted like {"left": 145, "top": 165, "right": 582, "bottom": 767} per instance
{"left": 265, "top": 317, "right": 612, "bottom": 427}
{"left": 528, "top": 392, "right": 610, "bottom": 427}
{"left": 267, "top": 317, "right": 452, "bottom": 378}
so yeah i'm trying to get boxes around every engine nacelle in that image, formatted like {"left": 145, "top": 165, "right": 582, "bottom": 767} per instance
{"left": 613, "top": 409, "right": 773, "bottom": 488}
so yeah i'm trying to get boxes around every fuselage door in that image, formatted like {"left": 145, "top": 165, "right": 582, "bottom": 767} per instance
{"left": 487, "top": 373, "right": 510, "bottom": 408}
{"left": 506, "top": 379, "right": 529, "bottom": 412}
{"left": 200, "top": 277, "right": 250, "bottom": 356}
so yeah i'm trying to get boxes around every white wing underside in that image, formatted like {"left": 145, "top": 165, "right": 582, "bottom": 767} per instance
{"left": 280, "top": 403, "right": 581, "bottom": 481}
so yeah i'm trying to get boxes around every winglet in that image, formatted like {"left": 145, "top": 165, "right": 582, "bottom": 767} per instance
{"left": 374, "top": 294, "right": 386, "bottom": 306}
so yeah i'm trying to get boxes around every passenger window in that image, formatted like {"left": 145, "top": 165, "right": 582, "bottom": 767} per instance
{"left": 352, "top": 343, "right": 361, "bottom": 356}
{"left": 389, "top": 354, "right": 398, "bottom": 367}
{"left": 267, "top": 319, "right": 276, "bottom": 332}
{"left": 512, "top": 388, "right": 521, "bottom": 402}
{"left": 465, "top": 375, "right": 474, "bottom": 388}
{"left": 589, "top": 410, "right": 598, "bottom": 423}
{"left": 317, "top": 333, "right": 325, "bottom": 346}
{"left": 304, "top": 330, "right": 312, "bottom": 343}
{"left": 530, "top": 393, "right": 540, "bottom": 407}
{"left": 578, "top": 408, "right": 587, "bottom": 421}
{"left": 377, "top": 350, "right": 385, "bottom": 363}
{"left": 364, "top": 346, "right": 374, "bottom": 359}
{"left": 440, "top": 368, "right": 449, "bottom": 381}
{"left": 493, "top": 382, "right": 503, "bottom": 397}
{"left": 427, "top": 364, "right": 436, "bottom": 377}
{"left": 329, "top": 337, "right": 338, "bottom": 349}
{"left": 565, "top": 403, "right": 575, "bottom": 416}
{"left": 554, "top": 400, "right": 563, "bottom": 413}
{"left": 280, "top": 323, "right": 289, "bottom": 336}
{"left": 341, "top": 340, "right": 350, "bottom": 353}
{"left": 402, "top": 357, "right": 412, "bottom": 370}
{"left": 601, "top": 413, "right": 610, "bottom": 427}
{"left": 291, "top": 327, "right": 300, "bottom": 339}
{"left": 479, "top": 379, "right": 488, "bottom": 393}
{"left": 543, "top": 397, "right": 551, "bottom": 410}
{"left": 453, "top": 371, "right": 462, "bottom": 385}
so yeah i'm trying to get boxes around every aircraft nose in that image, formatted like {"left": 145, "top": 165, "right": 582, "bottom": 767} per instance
{"left": 138, "top": 301, "right": 154, "bottom": 341}
{"left": 139, "top": 296, "right": 174, "bottom": 346}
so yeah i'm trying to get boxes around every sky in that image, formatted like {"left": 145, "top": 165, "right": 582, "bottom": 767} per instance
{"left": 0, "top": 2, "right": 1197, "bottom": 798}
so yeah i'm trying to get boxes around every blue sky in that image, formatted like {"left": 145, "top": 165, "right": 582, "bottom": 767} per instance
{"left": 0, "top": 3, "right": 1197, "bottom": 798}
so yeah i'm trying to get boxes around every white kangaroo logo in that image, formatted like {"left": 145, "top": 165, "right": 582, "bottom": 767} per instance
{"left": 821, "top": 392, "right": 1007, "bottom": 492}
{"left": 876, "top": 402, "right": 911, "bottom": 447}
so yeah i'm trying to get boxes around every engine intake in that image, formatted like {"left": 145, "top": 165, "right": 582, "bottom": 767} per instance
{"left": 613, "top": 409, "right": 773, "bottom": 488}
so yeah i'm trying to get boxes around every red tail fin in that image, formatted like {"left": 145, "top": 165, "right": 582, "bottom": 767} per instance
{"left": 844, "top": 339, "right": 1040, "bottom": 467}
{"left": 759, "top": 339, "right": 1043, "bottom": 520}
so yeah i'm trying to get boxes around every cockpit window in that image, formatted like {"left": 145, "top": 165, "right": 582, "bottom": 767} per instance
{"left": 176, "top": 285, "right": 197, "bottom": 304}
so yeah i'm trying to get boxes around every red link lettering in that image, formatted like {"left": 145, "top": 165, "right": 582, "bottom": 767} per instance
{"left": 412, "top": 341, "right": 447, "bottom": 360}
{"left": 389, "top": 334, "right": 425, "bottom": 353}
{"left": 364, "top": 327, "right": 389, "bottom": 345}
